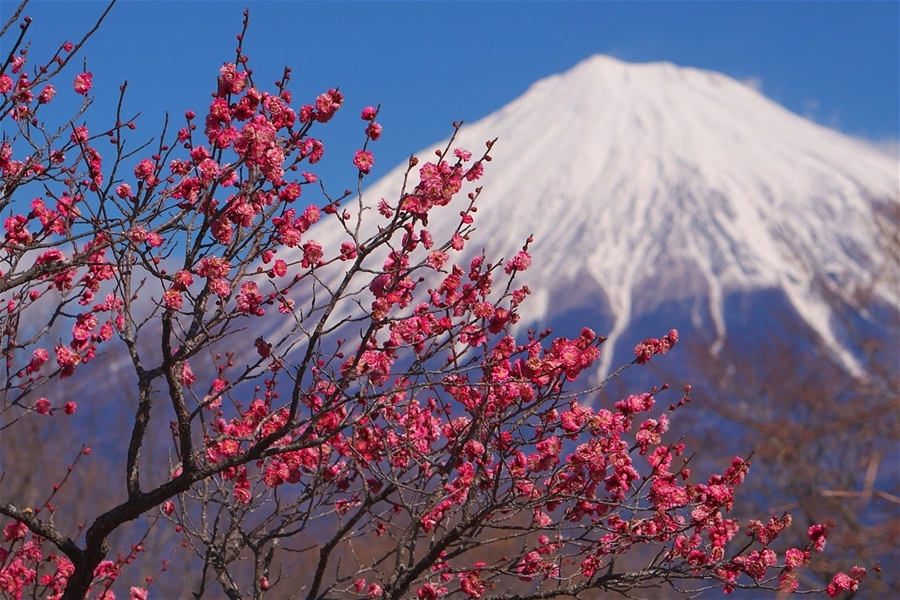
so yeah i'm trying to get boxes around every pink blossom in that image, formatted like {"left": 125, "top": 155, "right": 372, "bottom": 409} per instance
{"left": 196, "top": 157, "right": 219, "bottom": 183}
{"left": 339, "top": 242, "right": 357, "bottom": 261}
{"left": 4, "top": 215, "right": 32, "bottom": 245}
{"left": 162, "top": 289, "right": 183, "bottom": 311}
{"left": 196, "top": 256, "right": 231, "bottom": 279}
{"left": 233, "top": 468, "right": 251, "bottom": 503}
{"left": 465, "top": 161, "right": 484, "bottom": 181}
{"left": 55, "top": 345, "right": 81, "bottom": 378}
{"left": 779, "top": 571, "right": 799, "bottom": 593}
{"left": 174, "top": 270, "right": 194, "bottom": 289}
{"left": 278, "top": 297, "right": 295, "bottom": 314}
{"left": 416, "top": 583, "right": 446, "bottom": 600}
{"left": 71, "top": 314, "right": 98, "bottom": 348}
{"left": 115, "top": 183, "right": 132, "bottom": 199}
{"left": 633, "top": 329, "right": 679, "bottom": 364}
{"left": 64, "top": 402, "right": 77, "bottom": 415}
{"left": 301, "top": 204, "right": 321, "bottom": 227}
{"left": 211, "top": 278, "right": 230, "bottom": 297}
{"left": 270, "top": 259, "right": 288, "bottom": 277}
{"left": 128, "top": 227, "right": 148, "bottom": 244}
{"left": 36, "top": 249, "right": 65, "bottom": 264}
{"left": 301, "top": 240, "right": 323, "bottom": 268}
{"left": 504, "top": 250, "right": 531, "bottom": 274}
{"left": 9, "top": 56, "right": 25, "bottom": 74}
{"left": 71, "top": 125, "right": 90, "bottom": 144}
{"left": 784, "top": 548, "right": 807, "bottom": 568}
{"left": 129, "top": 587, "right": 148, "bottom": 600}
{"left": 218, "top": 63, "right": 247, "bottom": 95}
{"left": 3, "top": 521, "right": 26, "bottom": 541}
{"left": 10, "top": 82, "right": 32, "bottom": 106}
{"left": 93, "top": 560, "right": 119, "bottom": 579}
{"left": 314, "top": 89, "right": 343, "bottom": 123}
{"left": 73, "top": 72, "right": 93, "bottom": 95}
{"left": 808, "top": 523, "right": 828, "bottom": 553}
{"left": 134, "top": 158, "right": 156, "bottom": 183}
{"left": 354, "top": 149, "right": 375, "bottom": 173}
{"left": 306, "top": 138, "right": 325, "bottom": 163}
{"left": 146, "top": 232, "right": 164, "bottom": 247}
{"left": 366, "top": 122, "right": 383, "bottom": 140}
{"left": 377, "top": 199, "right": 393, "bottom": 218}
{"left": 98, "top": 321, "right": 114, "bottom": 341}
{"left": 34, "top": 398, "right": 51, "bottom": 415}
{"left": 236, "top": 281, "right": 264, "bottom": 315}
{"left": 279, "top": 181, "right": 302, "bottom": 203}
{"left": 181, "top": 361, "right": 195, "bottom": 386}
{"left": 454, "top": 148, "right": 472, "bottom": 161}
{"left": 26, "top": 348, "right": 49, "bottom": 375}
{"left": 361, "top": 106, "right": 377, "bottom": 121}
{"left": 827, "top": 571, "right": 860, "bottom": 597}
{"left": 617, "top": 393, "right": 654, "bottom": 414}
{"left": 37, "top": 84, "right": 56, "bottom": 104}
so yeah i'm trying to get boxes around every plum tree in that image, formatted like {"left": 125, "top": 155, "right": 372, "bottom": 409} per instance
{"left": 0, "top": 3, "right": 875, "bottom": 599}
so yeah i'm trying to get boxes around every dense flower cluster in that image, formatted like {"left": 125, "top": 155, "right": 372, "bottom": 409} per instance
{"left": 633, "top": 328, "right": 679, "bottom": 364}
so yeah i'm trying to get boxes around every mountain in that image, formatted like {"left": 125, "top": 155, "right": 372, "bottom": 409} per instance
{"left": 291, "top": 55, "right": 898, "bottom": 379}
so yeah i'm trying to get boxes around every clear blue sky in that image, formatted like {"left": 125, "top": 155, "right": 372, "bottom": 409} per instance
{"left": 5, "top": 0, "right": 899, "bottom": 190}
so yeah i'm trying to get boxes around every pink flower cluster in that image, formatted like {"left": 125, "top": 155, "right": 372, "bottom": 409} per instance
{"left": 827, "top": 567, "right": 868, "bottom": 597}
{"left": 398, "top": 145, "right": 484, "bottom": 219}
{"left": 0, "top": 524, "right": 140, "bottom": 599}
{"left": 633, "top": 328, "right": 679, "bottom": 364}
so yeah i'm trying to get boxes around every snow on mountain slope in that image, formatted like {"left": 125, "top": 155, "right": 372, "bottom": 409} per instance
{"left": 289, "top": 55, "right": 899, "bottom": 376}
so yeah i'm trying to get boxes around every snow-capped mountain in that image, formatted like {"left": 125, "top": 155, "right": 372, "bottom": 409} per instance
{"left": 305, "top": 55, "right": 897, "bottom": 377}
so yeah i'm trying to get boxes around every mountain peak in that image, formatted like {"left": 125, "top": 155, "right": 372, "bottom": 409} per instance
{"left": 300, "top": 56, "right": 900, "bottom": 376}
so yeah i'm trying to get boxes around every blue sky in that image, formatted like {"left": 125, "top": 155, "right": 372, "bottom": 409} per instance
{"left": 5, "top": 1, "right": 899, "bottom": 189}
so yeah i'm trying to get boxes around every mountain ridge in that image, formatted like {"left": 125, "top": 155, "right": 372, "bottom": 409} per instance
{"left": 287, "top": 54, "right": 898, "bottom": 377}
